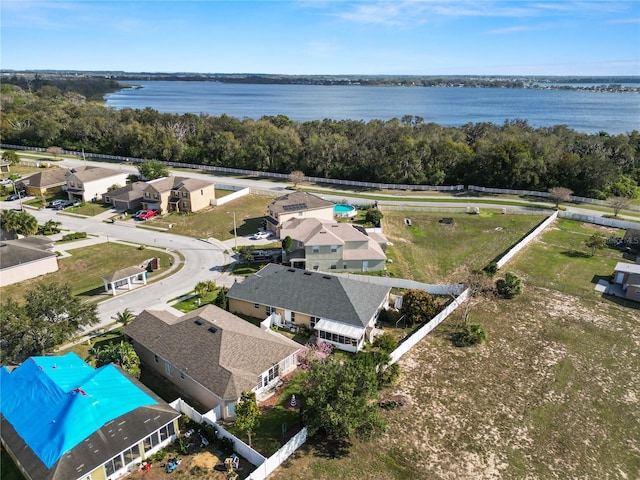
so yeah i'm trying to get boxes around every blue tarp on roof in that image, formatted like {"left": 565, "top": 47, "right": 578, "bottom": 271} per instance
{"left": 0, "top": 352, "right": 156, "bottom": 469}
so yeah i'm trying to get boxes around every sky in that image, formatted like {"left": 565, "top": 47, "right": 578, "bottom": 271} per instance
{"left": 1, "top": 1, "right": 639, "bottom": 76}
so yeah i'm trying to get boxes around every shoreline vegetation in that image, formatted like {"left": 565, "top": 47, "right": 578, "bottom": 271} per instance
{"left": 2, "top": 71, "right": 639, "bottom": 93}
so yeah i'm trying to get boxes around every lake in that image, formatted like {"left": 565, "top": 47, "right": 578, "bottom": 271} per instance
{"left": 104, "top": 81, "right": 640, "bottom": 134}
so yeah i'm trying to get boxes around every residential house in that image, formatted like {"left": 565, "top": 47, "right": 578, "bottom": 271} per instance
{"left": 1, "top": 352, "right": 180, "bottom": 480}
{"left": 280, "top": 217, "right": 388, "bottom": 272}
{"left": 612, "top": 261, "right": 640, "bottom": 302}
{"left": 0, "top": 236, "right": 58, "bottom": 287}
{"left": 102, "top": 181, "right": 147, "bottom": 211}
{"left": 65, "top": 166, "right": 128, "bottom": 203}
{"left": 227, "top": 264, "right": 391, "bottom": 352}
{"left": 265, "top": 191, "right": 335, "bottom": 236}
{"left": 18, "top": 168, "right": 69, "bottom": 197}
{"left": 123, "top": 304, "right": 300, "bottom": 420}
{"left": 141, "top": 176, "right": 215, "bottom": 213}
{"left": 623, "top": 229, "right": 640, "bottom": 252}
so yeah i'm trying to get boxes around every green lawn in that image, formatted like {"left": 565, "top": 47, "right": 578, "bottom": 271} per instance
{"left": 1, "top": 243, "right": 173, "bottom": 302}
{"left": 172, "top": 290, "right": 221, "bottom": 313}
{"left": 150, "top": 193, "right": 271, "bottom": 240}
{"left": 383, "top": 210, "right": 547, "bottom": 282}
{"left": 65, "top": 201, "right": 112, "bottom": 216}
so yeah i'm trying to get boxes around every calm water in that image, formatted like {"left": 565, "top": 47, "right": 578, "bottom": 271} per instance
{"left": 105, "top": 81, "right": 640, "bottom": 134}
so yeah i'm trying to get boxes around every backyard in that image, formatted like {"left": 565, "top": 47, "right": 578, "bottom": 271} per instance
{"left": 268, "top": 218, "right": 640, "bottom": 479}
{"left": 382, "top": 210, "right": 546, "bottom": 283}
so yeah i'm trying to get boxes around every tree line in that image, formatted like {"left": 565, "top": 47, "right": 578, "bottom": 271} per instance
{"left": 1, "top": 81, "right": 639, "bottom": 199}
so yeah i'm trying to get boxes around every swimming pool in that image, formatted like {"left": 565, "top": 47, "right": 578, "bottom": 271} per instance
{"left": 334, "top": 204, "right": 357, "bottom": 218}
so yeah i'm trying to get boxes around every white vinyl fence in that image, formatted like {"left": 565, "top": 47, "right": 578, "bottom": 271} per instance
{"left": 388, "top": 288, "right": 471, "bottom": 365}
{"left": 169, "top": 398, "right": 306, "bottom": 480}
{"left": 558, "top": 211, "right": 640, "bottom": 230}
{"left": 211, "top": 187, "right": 250, "bottom": 206}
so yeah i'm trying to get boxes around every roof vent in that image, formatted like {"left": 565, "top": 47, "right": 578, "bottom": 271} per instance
{"left": 322, "top": 275, "right": 331, "bottom": 279}
{"left": 287, "top": 268, "right": 296, "bottom": 272}
{"left": 303, "top": 272, "right": 312, "bottom": 276}
{"left": 194, "top": 320, "right": 203, "bottom": 326}
{"left": 208, "top": 327, "right": 217, "bottom": 334}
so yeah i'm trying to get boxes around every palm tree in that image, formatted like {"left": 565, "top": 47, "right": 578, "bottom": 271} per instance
{"left": 112, "top": 308, "right": 135, "bottom": 327}
{"left": 90, "top": 341, "right": 141, "bottom": 378}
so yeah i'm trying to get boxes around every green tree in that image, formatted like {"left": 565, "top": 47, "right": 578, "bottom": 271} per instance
{"left": 372, "top": 332, "right": 398, "bottom": 353}
{"left": 194, "top": 281, "right": 208, "bottom": 299}
{"left": 137, "top": 159, "right": 169, "bottom": 180}
{"left": 112, "top": 308, "right": 135, "bottom": 327}
{"left": 235, "top": 391, "right": 260, "bottom": 447}
{"left": 365, "top": 208, "right": 383, "bottom": 226}
{"left": 0, "top": 209, "right": 38, "bottom": 236}
{"left": 2, "top": 150, "right": 19, "bottom": 165}
{"left": 37, "top": 219, "right": 62, "bottom": 235}
{"left": 0, "top": 283, "right": 99, "bottom": 363}
{"left": 281, "top": 235, "right": 292, "bottom": 254}
{"left": 90, "top": 340, "right": 141, "bottom": 378}
{"left": 239, "top": 245, "right": 255, "bottom": 263}
{"left": 584, "top": 233, "right": 606, "bottom": 257}
{"left": 301, "top": 356, "right": 385, "bottom": 440}
{"left": 214, "top": 287, "right": 228, "bottom": 310}
{"left": 400, "top": 289, "right": 438, "bottom": 326}
{"left": 496, "top": 272, "right": 523, "bottom": 298}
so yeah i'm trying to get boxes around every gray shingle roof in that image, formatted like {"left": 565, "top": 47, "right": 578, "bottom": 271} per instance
{"left": 227, "top": 264, "right": 390, "bottom": 328}
{"left": 0, "top": 237, "right": 56, "bottom": 270}
{"left": 268, "top": 191, "right": 333, "bottom": 215}
{"left": 123, "top": 305, "right": 300, "bottom": 401}
{"left": 20, "top": 169, "right": 69, "bottom": 188}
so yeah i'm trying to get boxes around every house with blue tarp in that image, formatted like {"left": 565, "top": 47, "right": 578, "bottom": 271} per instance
{"left": 1, "top": 352, "right": 180, "bottom": 480}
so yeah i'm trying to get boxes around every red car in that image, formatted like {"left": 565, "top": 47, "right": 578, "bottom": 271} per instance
{"left": 137, "top": 209, "right": 159, "bottom": 220}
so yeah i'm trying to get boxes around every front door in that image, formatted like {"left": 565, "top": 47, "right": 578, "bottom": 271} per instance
{"left": 362, "top": 261, "right": 368, "bottom": 272}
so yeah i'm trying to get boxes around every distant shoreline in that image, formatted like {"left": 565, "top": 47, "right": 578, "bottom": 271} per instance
{"left": 2, "top": 70, "right": 640, "bottom": 93}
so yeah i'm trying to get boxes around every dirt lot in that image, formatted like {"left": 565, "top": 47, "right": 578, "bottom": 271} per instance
{"left": 270, "top": 286, "right": 640, "bottom": 479}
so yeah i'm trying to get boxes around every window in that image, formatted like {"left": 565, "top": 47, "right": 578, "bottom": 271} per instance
{"left": 312, "top": 264, "right": 319, "bottom": 270}
{"left": 143, "top": 432, "right": 159, "bottom": 453}
{"left": 165, "top": 362, "right": 171, "bottom": 376}
{"left": 330, "top": 245, "right": 338, "bottom": 253}
{"left": 70, "top": 182, "right": 75, "bottom": 187}
{"left": 182, "top": 191, "right": 188, "bottom": 198}
{"left": 266, "top": 305, "right": 275, "bottom": 316}
{"left": 105, "top": 196, "right": 110, "bottom": 202}
{"left": 290, "top": 312, "right": 296, "bottom": 323}
{"left": 262, "top": 363, "right": 280, "bottom": 387}
{"left": 123, "top": 445, "right": 140, "bottom": 464}
{"left": 182, "top": 202, "right": 188, "bottom": 209}
{"left": 145, "top": 192, "right": 150, "bottom": 198}
{"left": 180, "top": 371, "right": 185, "bottom": 380}
{"left": 330, "top": 264, "right": 337, "bottom": 270}
{"left": 154, "top": 354, "right": 158, "bottom": 363}
{"left": 254, "top": 303, "right": 260, "bottom": 309}
{"left": 200, "top": 189, "right": 204, "bottom": 195}
{"left": 312, "top": 245, "right": 320, "bottom": 253}
{"left": 104, "top": 454, "right": 124, "bottom": 477}
{"left": 153, "top": 193, "right": 159, "bottom": 200}
{"left": 298, "top": 211, "right": 303, "bottom": 216}
{"left": 310, "top": 316, "right": 320, "bottom": 329}
{"left": 343, "top": 264, "right": 348, "bottom": 269}
{"left": 159, "top": 422, "right": 175, "bottom": 442}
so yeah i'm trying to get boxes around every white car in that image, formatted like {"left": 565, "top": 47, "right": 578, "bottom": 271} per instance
{"left": 252, "top": 231, "right": 273, "bottom": 240}
{"left": 0, "top": 178, "right": 12, "bottom": 186}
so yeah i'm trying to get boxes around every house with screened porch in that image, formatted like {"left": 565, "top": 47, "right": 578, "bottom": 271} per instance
{"left": 226, "top": 264, "right": 391, "bottom": 352}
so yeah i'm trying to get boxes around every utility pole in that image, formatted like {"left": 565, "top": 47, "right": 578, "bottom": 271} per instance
{"left": 228, "top": 211, "right": 237, "bottom": 250}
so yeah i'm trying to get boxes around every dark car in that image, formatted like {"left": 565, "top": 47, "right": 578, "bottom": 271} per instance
{"left": 7, "top": 193, "right": 22, "bottom": 201}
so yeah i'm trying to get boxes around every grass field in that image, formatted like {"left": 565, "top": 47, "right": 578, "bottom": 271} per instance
{"left": 1, "top": 243, "right": 173, "bottom": 302}
{"left": 150, "top": 193, "right": 272, "bottom": 240}
{"left": 269, "top": 217, "right": 640, "bottom": 480}
{"left": 382, "top": 210, "right": 546, "bottom": 283}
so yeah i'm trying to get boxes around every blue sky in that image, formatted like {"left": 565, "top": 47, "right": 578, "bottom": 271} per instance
{"left": 1, "top": 1, "right": 639, "bottom": 76}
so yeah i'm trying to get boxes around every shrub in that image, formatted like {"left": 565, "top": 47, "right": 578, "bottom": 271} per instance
{"left": 483, "top": 261, "right": 498, "bottom": 276}
{"left": 219, "top": 436, "right": 234, "bottom": 455}
{"left": 373, "top": 332, "right": 398, "bottom": 353}
{"left": 452, "top": 324, "right": 487, "bottom": 347}
{"left": 61, "top": 231, "right": 87, "bottom": 241}
{"left": 138, "top": 244, "right": 146, "bottom": 250}
{"left": 496, "top": 272, "right": 523, "bottom": 298}
{"left": 149, "top": 449, "right": 166, "bottom": 463}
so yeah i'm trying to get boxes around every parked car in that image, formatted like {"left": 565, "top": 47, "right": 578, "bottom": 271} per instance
{"left": 0, "top": 178, "right": 12, "bottom": 186}
{"left": 53, "top": 201, "right": 73, "bottom": 210}
{"left": 7, "top": 193, "right": 22, "bottom": 201}
{"left": 137, "top": 209, "right": 159, "bottom": 220}
{"left": 49, "top": 199, "right": 67, "bottom": 208}
{"left": 252, "top": 231, "right": 273, "bottom": 240}
{"left": 133, "top": 210, "right": 145, "bottom": 218}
